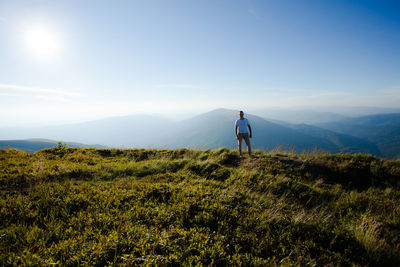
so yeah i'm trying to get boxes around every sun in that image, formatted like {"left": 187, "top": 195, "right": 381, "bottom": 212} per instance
{"left": 24, "top": 26, "right": 61, "bottom": 60}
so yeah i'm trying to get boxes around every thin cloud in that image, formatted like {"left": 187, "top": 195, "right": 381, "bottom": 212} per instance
{"left": 0, "top": 16, "right": 7, "bottom": 24}
{"left": 0, "top": 84, "right": 87, "bottom": 97}
{"left": 156, "top": 84, "right": 203, "bottom": 89}
{"left": 0, "top": 93, "right": 23, "bottom": 97}
{"left": 305, "top": 90, "right": 350, "bottom": 99}
{"left": 35, "top": 95, "right": 70, "bottom": 102}
{"left": 379, "top": 86, "right": 400, "bottom": 96}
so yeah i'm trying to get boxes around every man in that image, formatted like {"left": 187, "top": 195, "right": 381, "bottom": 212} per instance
{"left": 234, "top": 111, "right": 252, "bottom": 157}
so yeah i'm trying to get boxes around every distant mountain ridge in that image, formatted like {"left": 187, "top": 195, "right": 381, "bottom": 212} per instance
{"left": 247, "top": 106, "right": 400, "bottom": 124}
{"left": 154, "top": 109, "right": 379, "bottom": 155}
{"left": 317, "top": 113, "right": 400, "bottom": 158}
{"left": 0, "top": 108, "right": 383, "bottom": 156}
{"left": 0, "top": 114, "right": 173, "bottom": 147}
{"left": 0, "top": 139, "right": 106, "bottom": 153}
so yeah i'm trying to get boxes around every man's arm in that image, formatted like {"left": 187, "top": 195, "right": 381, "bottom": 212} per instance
{"left": 235, "top": 125, "right": 239, "bottom": 139}
{"left": 248, "top": 124, "right": 252, "bottom": 138}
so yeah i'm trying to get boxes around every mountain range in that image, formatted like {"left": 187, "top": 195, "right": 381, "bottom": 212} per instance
{"left": 317, "top": 113, "right": 400, "bottom": 158}
{"left": 3, "top": 108, "right": 396, "bottom": 157}
{"left": 153, "top": 109, "right": 380, "bottom": 155}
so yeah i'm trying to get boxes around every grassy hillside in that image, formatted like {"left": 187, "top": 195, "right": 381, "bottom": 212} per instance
{"left": 1, "top": 146, "right": 400, "bottom": 265}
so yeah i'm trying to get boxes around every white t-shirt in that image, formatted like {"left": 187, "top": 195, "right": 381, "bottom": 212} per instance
{"left": 235, "top": 118, "right": 250, "bottom": 134}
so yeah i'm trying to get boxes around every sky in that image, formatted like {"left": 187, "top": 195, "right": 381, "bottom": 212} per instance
{"left": 0, "top": 0, "right": 399, "bottom": 126}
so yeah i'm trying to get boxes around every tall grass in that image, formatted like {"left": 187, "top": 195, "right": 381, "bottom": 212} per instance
{"left": 1, "top": 147, "right": 400, "bottom": 265}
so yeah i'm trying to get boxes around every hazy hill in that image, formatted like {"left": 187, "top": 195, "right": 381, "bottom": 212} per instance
{"left": 324, "top": 106, "right": 400, "bottom": 116}
{"left": 318, "top": 113, "right": 400, "bottom": 158}
{"left": 156, "top": 109, "right": 380, "bottom": 155}
{"left": 1, "top": 147, "right": 399, "bottom": 265}
{"left": 0, "top": 114, "right": 173, "bottom": 147}
{"left": 248, "top": 106, "right": 400, "bottom": 124}
{"left": 0, "top": 109, "right": 385, "bottom": 156}
{"left": 248, "top": 108, "right": 349, "bottom": 124}
{"left": 0, "top": 138, "right": 106, "bottom": 153}
{"left": 281, "top": 123, "right": 381, "bottom": 155}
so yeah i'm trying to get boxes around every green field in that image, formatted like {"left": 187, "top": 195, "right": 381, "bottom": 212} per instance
{"left": 1, "top": 145, "right": 400, "bottom": 266}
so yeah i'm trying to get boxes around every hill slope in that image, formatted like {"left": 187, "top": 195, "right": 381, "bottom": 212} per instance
{"left": 0, "top": 109, "right": 380, "bottom": 155}
{"left": 283, "top": 123, "right": 381, "bottom": 155}
{"left": 1, "top": 147, "right": 399, "bottom": 265}
{"left": 318, "top": 113, "right": 400, "bottom": 158}
{"left": 0, "top": 114, "right": 173, "bottom": 147}
{"left": 0, "top": 138, "right": 106, "bottom": 153}
{"left": 157, "top": 109, "right": 380, "bottom": 155}
{"left": 248, "top": 108, "right": 349, "bottom": 124}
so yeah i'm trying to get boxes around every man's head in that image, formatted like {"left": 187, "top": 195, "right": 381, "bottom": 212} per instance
{"left": 238, "top": 110, "right": 244, "bottom": 119}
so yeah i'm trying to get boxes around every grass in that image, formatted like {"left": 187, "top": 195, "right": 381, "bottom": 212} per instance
{"left": 1, "top": 146, "right": 400, "bottom": 266}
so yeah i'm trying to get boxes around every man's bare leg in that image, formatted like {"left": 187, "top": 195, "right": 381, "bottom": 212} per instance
{"left": 238, "top": 138, "right": 243, "bottom": 157}
{"left": 244, "top": 135, "right": 252, "bottom": 156}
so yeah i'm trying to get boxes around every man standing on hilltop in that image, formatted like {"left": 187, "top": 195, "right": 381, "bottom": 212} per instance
{"left": 235, "top": 111, "right": 252, "bottom": 157}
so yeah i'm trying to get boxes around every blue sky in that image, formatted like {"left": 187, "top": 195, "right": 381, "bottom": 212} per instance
{"left": 0, "top": 0, "right": 399, "bottom": 125}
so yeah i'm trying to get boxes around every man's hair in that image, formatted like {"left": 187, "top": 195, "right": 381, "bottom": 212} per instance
{"left": 239, "top": 110, "right": 244, "bottom": 114}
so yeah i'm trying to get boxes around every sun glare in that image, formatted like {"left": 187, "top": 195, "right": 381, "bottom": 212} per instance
{"left": 24, "top": 26, "right": 61, "bottom": 60}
